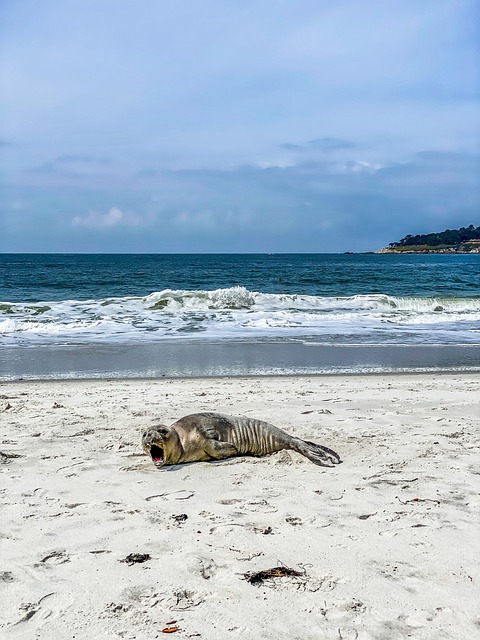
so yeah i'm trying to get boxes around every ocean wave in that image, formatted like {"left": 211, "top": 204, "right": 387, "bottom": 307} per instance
{"left": 0, "top": 318, "right": 103, "bottom": 335}
{"left": 145, "top": 286, "right": 255, "bottom": 310}
{"left": 144, "top": 289, "right": 480, "bottom": 313}
{"left": 1, "top": 287, "right": 479, "bottom": 346}
{"left": 2, "top": 287, "right": 480, "bottom": 313}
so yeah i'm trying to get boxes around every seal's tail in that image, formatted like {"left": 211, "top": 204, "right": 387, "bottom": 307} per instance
{"left": 291, "top": 438, "right": 341, "bottom": 467}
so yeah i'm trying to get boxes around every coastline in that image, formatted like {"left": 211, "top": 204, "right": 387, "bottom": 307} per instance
{"left": 2, "top": 341, "right": 480, "bottom": 381}
{"left": 1, "top": 373, "right": 479, "bottom": 638}
{"left": 377, "top": 249, "right": 480, "bottom": 254}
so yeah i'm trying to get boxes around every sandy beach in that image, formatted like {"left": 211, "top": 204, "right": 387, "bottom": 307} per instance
{"left": 1, "top": 373, "right": 479, "bottom": 639}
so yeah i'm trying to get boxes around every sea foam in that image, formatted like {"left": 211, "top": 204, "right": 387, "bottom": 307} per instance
{"left": 1, "top": 287, "right": 479, "bottom": 347}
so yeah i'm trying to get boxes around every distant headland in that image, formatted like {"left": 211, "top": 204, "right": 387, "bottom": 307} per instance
{"left": 378, "top": 225, "right": 480, "bottom": 254}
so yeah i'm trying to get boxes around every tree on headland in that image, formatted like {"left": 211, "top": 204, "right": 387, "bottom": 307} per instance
{"left": 389, "top": 225, "right": 480, "bottom": 248}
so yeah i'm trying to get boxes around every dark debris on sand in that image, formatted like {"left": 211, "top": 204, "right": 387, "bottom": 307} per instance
{"left": 120, "top": 553, "right": 151, "bottom": 565}
{"left": 244, "top": 565, "right": 304, "bottom": 585}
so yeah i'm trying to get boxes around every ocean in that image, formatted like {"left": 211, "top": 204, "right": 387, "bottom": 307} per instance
{"left": 1, "top": 253, "right": 479, "bottom": 379}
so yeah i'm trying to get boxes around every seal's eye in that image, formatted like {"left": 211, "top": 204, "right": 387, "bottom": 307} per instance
{"left": 142, "top": 431, "right": 148, "bottom": 439}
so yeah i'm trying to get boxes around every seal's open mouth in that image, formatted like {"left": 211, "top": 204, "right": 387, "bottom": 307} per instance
{"left": 150, "top": 444, "right": 164, "bottom": 466}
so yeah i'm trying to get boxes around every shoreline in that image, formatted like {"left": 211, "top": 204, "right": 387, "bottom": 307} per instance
{"left": 2, "top": 341, "right": 479, "bottom": 382}
{"left": 2, "top": 366, "right": 480, "bottom": 385}
{"left": 1, "top": 373, "right": 479, "bottom": 638}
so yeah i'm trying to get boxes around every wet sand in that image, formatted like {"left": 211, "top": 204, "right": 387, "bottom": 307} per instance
{"left": 2, "top": 341, "right": 480, "bottom": 380}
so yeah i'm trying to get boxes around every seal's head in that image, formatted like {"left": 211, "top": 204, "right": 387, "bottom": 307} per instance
{"left": 142, "top": 424, "right": 181, "bottom": 467}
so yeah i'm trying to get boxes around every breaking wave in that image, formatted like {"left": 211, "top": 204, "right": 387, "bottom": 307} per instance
{"left": 1, "top": 287, "right": 479, "bottom": 346}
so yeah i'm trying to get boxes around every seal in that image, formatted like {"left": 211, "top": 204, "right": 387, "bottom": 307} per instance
{"left": 142, "top": 412, "right": 341, "bottom": 468}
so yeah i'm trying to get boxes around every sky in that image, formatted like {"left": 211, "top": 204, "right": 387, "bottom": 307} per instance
{"left": 1, "top": 0, "right": 479, "bottom": 253}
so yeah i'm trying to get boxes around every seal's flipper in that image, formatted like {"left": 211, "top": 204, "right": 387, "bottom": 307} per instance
{"left": 204, "top": 439, "right": 238, "bottom": 459}
{"left": 291, "top": 438, "right": 341, "bottom": 467}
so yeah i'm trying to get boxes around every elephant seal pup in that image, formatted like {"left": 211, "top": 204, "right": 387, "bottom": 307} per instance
{"left": 142, "top": 412, "right": 341, "bottom": 468}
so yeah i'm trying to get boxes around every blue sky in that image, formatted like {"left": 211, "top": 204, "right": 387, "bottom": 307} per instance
{"left": 1, "top": 0, "right": 479, "bottom": 252}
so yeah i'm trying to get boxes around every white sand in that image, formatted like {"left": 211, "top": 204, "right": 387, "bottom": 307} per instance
{"left": 1, "top": 374, "right": 479, "bottom": 639}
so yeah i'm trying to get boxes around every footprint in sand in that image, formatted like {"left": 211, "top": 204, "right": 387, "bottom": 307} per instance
{"left": 12, "top": 592, "right": 74, "bottom": 630}
{"left": 187, "top": 554, "right": 218, "bottom": 580}
{"left": 199, "top": 510, "right": 224, "bottom": 523}
{"left": 145, "top": 490, "right": 195, "bottom": 501}
{"left": 0, "top": 571, "right": 15, "bottom": 582}
{"left": 169, "top": 589, "right": 205, "bottom": 611}
{"left": 38, "top": 550, "right": 70, "bottom": 566}
{"left": 237, "top": 499, "right": 278, "bottom": 514}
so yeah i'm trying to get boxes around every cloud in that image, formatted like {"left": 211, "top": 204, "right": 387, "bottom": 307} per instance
{"left": 1, "top": 1, "right": 477, "bottom": 253}
{"left": 342, "top": 160, "right": 383, "bottom": 174}
{"left": 56, "top": 155, "right": 111, "bottom": 164}
{"left": 72, "top": 207, "right": 148, "bottom": 230}
{"left": 2, "top": 146, "right": 478, "bottom": 252}
{"left": 2, "top": 0, "right": 477, "bottom": 176}
{"left": 283, "top": 138, "right": 356, "bottom": 153}
{"left": 27, "top": 155, "right": 113, "bottom": 175}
